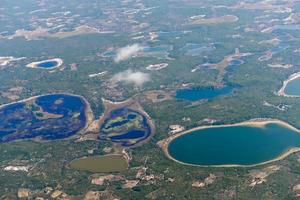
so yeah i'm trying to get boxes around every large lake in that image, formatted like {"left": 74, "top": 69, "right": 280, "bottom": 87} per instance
{"left": 168, "top": 122, "right": 300, "bottom": 166}
{"left": 284, "top": 77, "right": 300, "bottom": 96}
{"left": 0, "top": 94, "right": 87, "bottom": 143}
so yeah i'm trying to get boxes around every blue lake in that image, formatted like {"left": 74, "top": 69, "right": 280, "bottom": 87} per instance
{"left": 99, "top": 107, "right": 152, "bottom": 147}
{"left": 168, "top": 122, "right": 300, "bottom": 166}
{"left": 37, "top": 61, "right": 59, "bottom": 68}
{"left": 175, "top": 86, "right": 233, "bottom": 101}
{"left": 284, "top": 77, "right": 300, "bottom": 96}
{"left": 0, "top": 94, "right": 87, "bottom": 143}
{"left": 229, "top": 59, "right": 244, "bottom": 66}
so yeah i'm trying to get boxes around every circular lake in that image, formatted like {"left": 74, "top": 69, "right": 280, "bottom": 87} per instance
{"left": 168, "top": 122, "right": 300, "bottom": 166}
{"left": 99, "top": 107, "right": 152, "bottom": 147}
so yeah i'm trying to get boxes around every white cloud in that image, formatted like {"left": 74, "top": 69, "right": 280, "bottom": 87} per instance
{"left": 114, "top": 44, "right": 144, "bottom": 62}
{"left": 112, "top": 69, "right": 150, "bottom": 86}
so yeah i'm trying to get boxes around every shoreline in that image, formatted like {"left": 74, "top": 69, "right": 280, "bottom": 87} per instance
{"left": 161, "top": 118, "right": 300, "bottom": 168}
{"left": 26, "top": 58, "right": 63, "bottom": 70}
{"left": 98, "top": 97, "right": 156, "bottom": 148}
{"left": 278, "top": 71, "right": 300, "bottom": 97}
{"left": 0, "top": 93, "right": 94, "bottom": 143}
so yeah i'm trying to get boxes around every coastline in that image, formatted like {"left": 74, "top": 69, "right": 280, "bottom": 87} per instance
{"left": 161, "top": 118, "right": 300, "bottom": 168}
{"left": 278, "top": 71, "right": 300, "bottom": 97}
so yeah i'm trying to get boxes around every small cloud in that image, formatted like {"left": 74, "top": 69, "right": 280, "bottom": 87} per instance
{"left": 112, "top": 69, "right": 150, "bottom": 86}
{"left": 114, "top": 44, "right": 144, "bottom": 63}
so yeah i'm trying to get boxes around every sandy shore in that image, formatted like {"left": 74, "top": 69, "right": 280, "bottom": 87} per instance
{"left": 278, "top": 71, "right": 300, "bottom": 97}
{"left": 26, "top": 58, "right": 63, "bottom": 69}
{"left": 160, "top": 118, "right": 300, "bottom": 168}
{"left": 188, "top": 15, "right": 238, "bottom": 25}
{"left": 0, "top": 56, "right": 26, "bottom": 66}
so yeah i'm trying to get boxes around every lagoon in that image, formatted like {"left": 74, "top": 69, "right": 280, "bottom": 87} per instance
{"left": 0, "top": 94, "right": 87, "bottom": 143}
{"left": 99, "top": 107, "right": 152, "bottom": 147}
{"left": 168, "top": 122, "right": 300, "bottom": 166}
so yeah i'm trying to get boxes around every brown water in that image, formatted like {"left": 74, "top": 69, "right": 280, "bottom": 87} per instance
{"left": 70, "top": 154, "right": 128, "bottom": 173}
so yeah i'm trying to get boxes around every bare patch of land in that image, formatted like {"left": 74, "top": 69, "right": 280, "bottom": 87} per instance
{"left": 248, "top": 165, "right": 280, "bottom": 187}
{"left": 52, "top": 25, "right": 101, "bottom": 39}
{"left": 268, "top": 63, "right": 293, "bottom": 69}
{"left": 144, "top": 90, "right": 172, "bottom": 103}
{"left": 192, "top": 174, "right": 217, "bottom": 188}
{"left": 188, "top": 15, "right": 238, "bottom": 25}
{"left": 7, "top": 25, "right": 112, "bottom": 41}
{"left": 146, "top": 63, "right": 168, "bottom": 71}
{"left": 0, "top": 56, "right": 25, "bottom": 67}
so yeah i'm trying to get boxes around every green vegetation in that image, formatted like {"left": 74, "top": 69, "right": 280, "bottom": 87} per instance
{"left": 1, "top": 0, "right": 300, "bottom": 199}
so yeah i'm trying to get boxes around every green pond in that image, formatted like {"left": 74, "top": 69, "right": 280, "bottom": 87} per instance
{"left": 168, "top": 122, "right": 300, "bottom": 166}
{"left": 284, "top": 77, "right": 300, "bottom": 96}
{"left": 70, "top": 154, "right": 128, "bottom": 173}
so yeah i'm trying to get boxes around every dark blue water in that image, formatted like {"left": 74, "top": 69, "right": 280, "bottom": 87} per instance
{"left": 168, "top": 123, "right": 300, "bottom": 166}
{"left": 175, "top": 86, "right": 233, "bottom": 101}
{"left": 37, "top": 61, "right": 58, "bottom": 68}
{"left": 229, "top": 59, "right": 244, "bottom": 66}
{"left": 0, "top": 94, "right": 87, "bottom": 143}
{"left": 128, "top": 114, "right": 136, "bottom": 120}
{"left": 99, "top": 107, "right": 151, "bottom": 147}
